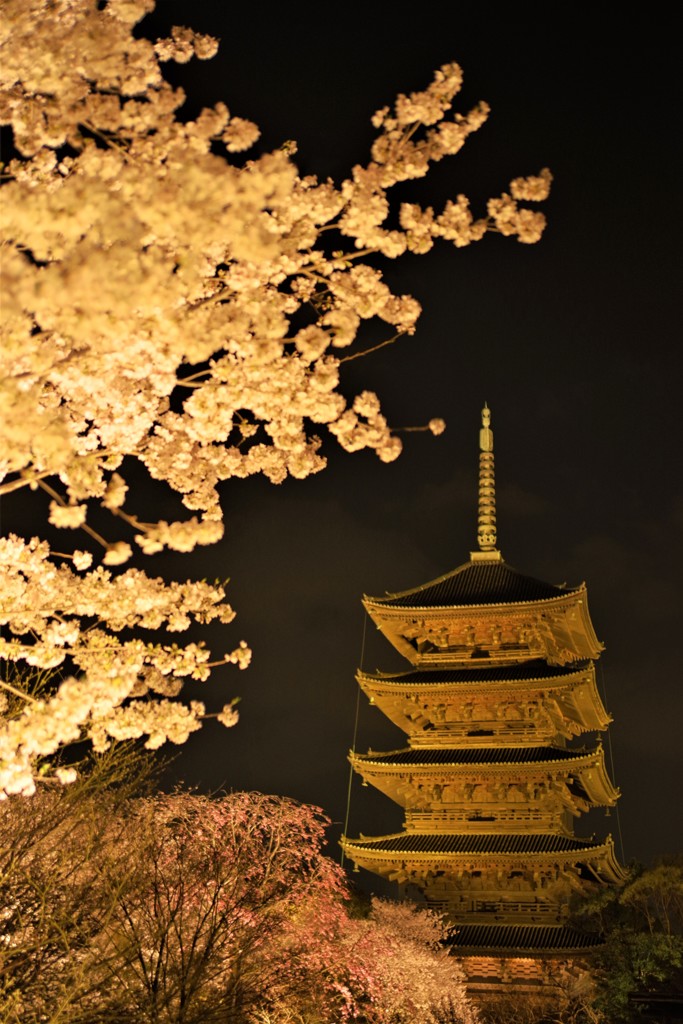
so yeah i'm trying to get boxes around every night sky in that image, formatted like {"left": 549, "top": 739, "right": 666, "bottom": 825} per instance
{"left": 8, "top": 4, "right": 683, "bottom": 883}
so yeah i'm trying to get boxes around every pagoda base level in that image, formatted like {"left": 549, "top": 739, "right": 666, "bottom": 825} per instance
{"left": 455, "top": 949, "right": 596, "bottom": 1022}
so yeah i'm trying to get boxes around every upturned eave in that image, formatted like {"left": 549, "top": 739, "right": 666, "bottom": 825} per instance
{"left": 363, "top": 585, "right": 603, "bottom": 668}
{"left": 340, "top": 832, "right": 625, "bottom": 884}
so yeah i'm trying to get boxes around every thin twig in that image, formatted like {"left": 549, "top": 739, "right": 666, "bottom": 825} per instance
{"left": 0, "top": 679, "right": 39, "bottom": 704}
{"left": 340, "top": 333, "right": 402, "bottom": 364}
{"left": 37, "top": 480, "right": 109, "bottom": 549}
{"left": 0, "top": 470, "right": 53, "bottom": 497}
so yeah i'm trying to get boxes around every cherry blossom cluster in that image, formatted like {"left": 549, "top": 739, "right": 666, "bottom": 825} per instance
{"left": 272, "top": 893, "right": 478, "bottom": 1022}
{"left": 0, "top": 0, "right": 550, "bottom": 794}
{"left": 0, "top": 534, "right": 248, "bottom": 794}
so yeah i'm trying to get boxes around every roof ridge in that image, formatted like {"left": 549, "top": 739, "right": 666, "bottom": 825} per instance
{"left": 345, "top": 832, "right": 609, "bottom": 853}
{"left": 364, "top": 559, "right": 580, "bottom": 610}
{"left": 356, "top": 745, "right": 597, "bottom": 765}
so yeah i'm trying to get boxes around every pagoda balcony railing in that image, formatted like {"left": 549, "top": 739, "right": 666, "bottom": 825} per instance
{"left": 415, "top": 644, "right": 543, "bottom": 667}
{"left": 409, "top": 725, "right": 557, "bottom": 745}
{"left": 426, "top": 897, "right": 564, "bottom": 922}
{"left": 404, "top": 808, "right": 564, "bottom": 831}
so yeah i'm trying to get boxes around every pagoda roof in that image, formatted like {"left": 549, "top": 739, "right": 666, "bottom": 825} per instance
{"left": 361, "top": 660, "right": 591, "bottom": 686}
{"left": 345, "top": 833, "right": 608, "bottom": 855}
{"left": 356, "top": 746, "right": 593, "bottom": 768}
{"left": 352, "top": 744, "right": 619, "bottom": 811}
{"left": 365, "top": 558, "right": 579, "bottom": 610}
{"left": 342, "top": 830, "right": 626, "bottom": 884}
{"left": 449, "top": 923, "right": 602, "bottom": 953}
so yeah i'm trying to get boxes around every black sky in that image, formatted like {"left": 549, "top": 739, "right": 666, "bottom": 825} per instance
{"left": 8, "top": 3, "right": 683, "bottom": 882}
{"left": 145, "top": 4, "right": 683, "bottom": 873}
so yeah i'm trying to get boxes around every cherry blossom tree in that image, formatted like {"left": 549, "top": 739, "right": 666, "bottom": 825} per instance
{"left": 267, "top": 893, "right": 479, "bottom": 1023}
{"left": 0, "top": 0, "right": 552, "bottom": 794}
{"left": 0, "top": 787, "right": 478, "bottom": 1023}
{"left": 0, "top": 742, "right": 158, "bottom": 1022}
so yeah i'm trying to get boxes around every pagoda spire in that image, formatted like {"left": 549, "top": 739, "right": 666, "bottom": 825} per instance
{"left": 345, "top": 407, "right": 623, "bottom": 999}
{"left": 475, "top": 403, "right": 499, "bottom": 556}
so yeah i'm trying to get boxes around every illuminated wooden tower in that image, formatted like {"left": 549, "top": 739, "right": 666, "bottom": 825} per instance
{"left": 341, "top": 405, "right": 625, "bottom": 1000}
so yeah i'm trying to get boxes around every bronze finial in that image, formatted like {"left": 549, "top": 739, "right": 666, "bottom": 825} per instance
{"left": 477, "top": 403, "right": 497, "bottom": 552}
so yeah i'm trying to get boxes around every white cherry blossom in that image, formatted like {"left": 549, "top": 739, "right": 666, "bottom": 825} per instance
{"left": 0, "top": 0, "right": 550, "bottom": 795}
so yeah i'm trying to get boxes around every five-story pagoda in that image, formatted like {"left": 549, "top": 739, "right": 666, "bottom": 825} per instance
{"left": 341, "top": 405, "right": 625, "bottom": 997}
